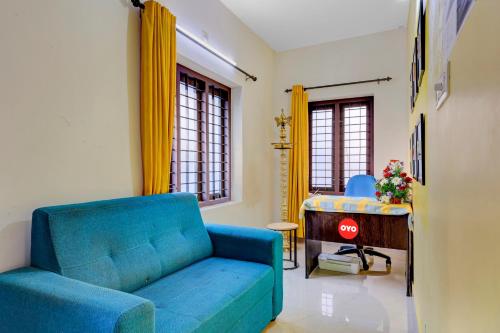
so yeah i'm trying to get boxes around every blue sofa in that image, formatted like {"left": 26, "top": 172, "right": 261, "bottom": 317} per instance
{"left": 0, "top": 193, "right": 283, "bottom": 332}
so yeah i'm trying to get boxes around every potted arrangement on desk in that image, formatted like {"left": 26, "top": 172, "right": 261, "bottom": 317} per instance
{"left": 375, "top": 160, "right": 413, "bottom": 204}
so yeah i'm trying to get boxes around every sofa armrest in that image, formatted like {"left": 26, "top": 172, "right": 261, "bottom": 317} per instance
{"left": 205, "top": 224, "right": 283, "bottom": 318}
{"left": 0, "top": 267, "right": 154, "bottom": 333}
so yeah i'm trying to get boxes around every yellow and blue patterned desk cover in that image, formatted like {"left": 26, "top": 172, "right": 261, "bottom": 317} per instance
{"left": 299, "top": 195, "right": 414, "bottom": 228}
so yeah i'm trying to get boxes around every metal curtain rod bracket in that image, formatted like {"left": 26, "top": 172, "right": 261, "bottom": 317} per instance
{"left": 130, "top": 0, "right": 257, "bottom": 82}
{"left": 131, "top": 0, "right": 145, "bottom": 9}
{"left": 284, "top": 76, "right": 392, "bottom": 93}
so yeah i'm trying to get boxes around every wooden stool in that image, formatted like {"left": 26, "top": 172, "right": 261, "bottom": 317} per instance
{"left": 266, "top": 222, "right": 299, "bottom": 270}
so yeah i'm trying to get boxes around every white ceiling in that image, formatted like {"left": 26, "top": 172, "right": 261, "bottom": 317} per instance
{"left": 219, "top": 0, "right": 410, "bottom": 51}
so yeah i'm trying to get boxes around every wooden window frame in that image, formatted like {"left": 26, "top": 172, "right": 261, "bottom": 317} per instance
{"left": 308, "top": 96, "right": 374, "bottom": 195}
{"left": 172, "top": 64, "right": 231, "bottom": 207}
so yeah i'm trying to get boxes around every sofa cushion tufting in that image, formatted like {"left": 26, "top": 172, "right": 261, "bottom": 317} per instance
{"left": 31, "top": 193, "right": 213, "bottom": 292}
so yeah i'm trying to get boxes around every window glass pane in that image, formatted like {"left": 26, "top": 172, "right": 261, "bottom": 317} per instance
{"left": 342, "top": 105, "right": 369, "bottom": 188}
{"left": 176, "top": 74, "right": 203, "bottom": 199}
{"left": 310, "top": 108, "right": 334, "bottom": 190}
{"left": 208, "top": 87, "right": 229, "bottom": 199}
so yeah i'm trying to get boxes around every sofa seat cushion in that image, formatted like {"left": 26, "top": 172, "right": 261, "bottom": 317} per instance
{"left": 133, "top": 257, "right": 274, "bottom": 333}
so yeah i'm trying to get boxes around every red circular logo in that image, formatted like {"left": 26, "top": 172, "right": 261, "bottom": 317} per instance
{"left": 338, "top": 218, "right": 359, "bottom": 239}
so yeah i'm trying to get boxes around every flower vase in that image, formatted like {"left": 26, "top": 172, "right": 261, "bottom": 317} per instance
{"left": 391, "top": 198, "right": 402, "bottom": 205}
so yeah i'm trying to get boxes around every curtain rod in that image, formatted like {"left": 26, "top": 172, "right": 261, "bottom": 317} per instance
{"left": 131, "top": 0, "right": 257, "bottom": 82}
{"left": 284, "top": 76, "right": 392, "bottom": 93}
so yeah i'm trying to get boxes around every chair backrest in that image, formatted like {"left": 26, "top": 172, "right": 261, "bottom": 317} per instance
{"left": 31, "top": 193, "right": 213, "bottom": 293}
{"left": 344, "top": 175, "right": 377, "bottom": 198}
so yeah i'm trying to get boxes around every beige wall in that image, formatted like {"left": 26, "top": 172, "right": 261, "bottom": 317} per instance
{"left": 163, "top": 0, "right": 276, "bottom": 229}
{"left": 0, "top": 0, "right": 143, "bottom": 272}
{"left": 273, "top": 29, "right": 409, "bottom": 219}
{"left": 408, "top": 0, "right": 500, "bottom": 332}
{"left": 0, "top": 0, "right": 275, "bottom": 272}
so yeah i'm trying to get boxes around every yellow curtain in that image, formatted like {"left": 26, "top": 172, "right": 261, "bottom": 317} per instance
{"left": 140, "top": 1, "right": 176, "bottom": 195}
{"left": 287, "top": 85, "right": 309, "bottom": 237}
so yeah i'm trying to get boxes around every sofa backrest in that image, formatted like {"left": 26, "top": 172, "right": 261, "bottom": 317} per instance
{"left": 31, "top": 193, "right": 213, "bottom": 292}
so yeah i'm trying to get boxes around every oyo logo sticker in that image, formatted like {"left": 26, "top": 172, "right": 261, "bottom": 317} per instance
{"left": 338, "top": 218, "right": 359, "bottom": 239}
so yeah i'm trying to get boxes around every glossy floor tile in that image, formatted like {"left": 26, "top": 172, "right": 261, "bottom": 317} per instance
{"left": 265, "top": 241, "right": 418, "bottom": 333}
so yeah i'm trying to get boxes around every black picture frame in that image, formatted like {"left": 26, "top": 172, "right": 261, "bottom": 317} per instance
{"left": 410, "top": 131, "right": 416, "bottom": 177}
{"left": 413, "top": 39, "right": 419, "bottom": 96}
{"left": 410, "top": 42, "right": 418, "bottom": 110}
{"left": 410, "top": 67, "right": 415, "bottom": 112}
{"left": 415, "top": 113, "right": 425, "bottom": 185}
{"left": 410, "top": 0, "right": 426, "bottom": 112}
{"left": 417, "top": 0, "right": 426, "bottom": 87}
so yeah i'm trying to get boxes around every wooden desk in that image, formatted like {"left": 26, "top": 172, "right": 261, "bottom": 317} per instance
{"left": 304, "top": 210, "right": 414, "bottom": 296}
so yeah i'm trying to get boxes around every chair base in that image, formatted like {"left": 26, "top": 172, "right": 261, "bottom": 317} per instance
{"left": 335, "top": 245, "right": 391, "bottom": 271}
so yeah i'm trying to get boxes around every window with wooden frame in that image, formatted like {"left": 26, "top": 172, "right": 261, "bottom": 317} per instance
{"left": 309, "top": 96, "right": 374, "bottom": 194}
{"left": 170, "top": 64, "right": 231, "bottom": 206}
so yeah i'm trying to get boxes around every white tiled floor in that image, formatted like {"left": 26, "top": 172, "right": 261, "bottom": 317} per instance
{"left": 264, "top": 241, "right": 418, "bottom": 333}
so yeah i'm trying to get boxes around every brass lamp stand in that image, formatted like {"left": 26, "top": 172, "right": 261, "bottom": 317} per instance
{"left": 271, "top": 109, "right": 292, "bottom": 222}
{"left": 268, "top": 109, "right": 299, "bottom": 269}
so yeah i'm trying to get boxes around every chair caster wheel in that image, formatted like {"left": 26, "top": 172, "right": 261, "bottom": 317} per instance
{"left": 362, "top": 264, "right": 369, "bottom": 271}
{"left": 386, "top": 259, "right": 392, "bottom": 266}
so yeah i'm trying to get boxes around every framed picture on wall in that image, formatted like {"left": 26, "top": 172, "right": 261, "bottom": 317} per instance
{"left": 415, "top": 113, "right": 426, "bottom": 185}
{"left": 410, "top": 69, "right": 415, "bottom": 111}
{"left": 410, "top": 0, "right": 426, "bottom": 112}
{"left": 410, "top": 132, "right": 416, "bottom": 177}
{"left": 413, "top": 41, "right": 419, "bottom": 97}
{"left": 410, "top": 43, "right": 418, "bottom": 111}
{"left": 417, "top": 0, "right": 426, "bottom": 86}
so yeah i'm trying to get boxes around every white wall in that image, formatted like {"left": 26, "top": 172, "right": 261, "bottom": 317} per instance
{"left": 0, "top": 0, "right": 275, "bottom": 272}
{"left": 273, "top": 28, "right": 408, "bottom": 219}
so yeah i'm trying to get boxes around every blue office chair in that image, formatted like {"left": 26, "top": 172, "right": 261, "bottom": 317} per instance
{"left": 336, "top": 175, "right": 392, "bottom": 270}
{"left": 344, "top": 175, "right": 377, "bottom": 198}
